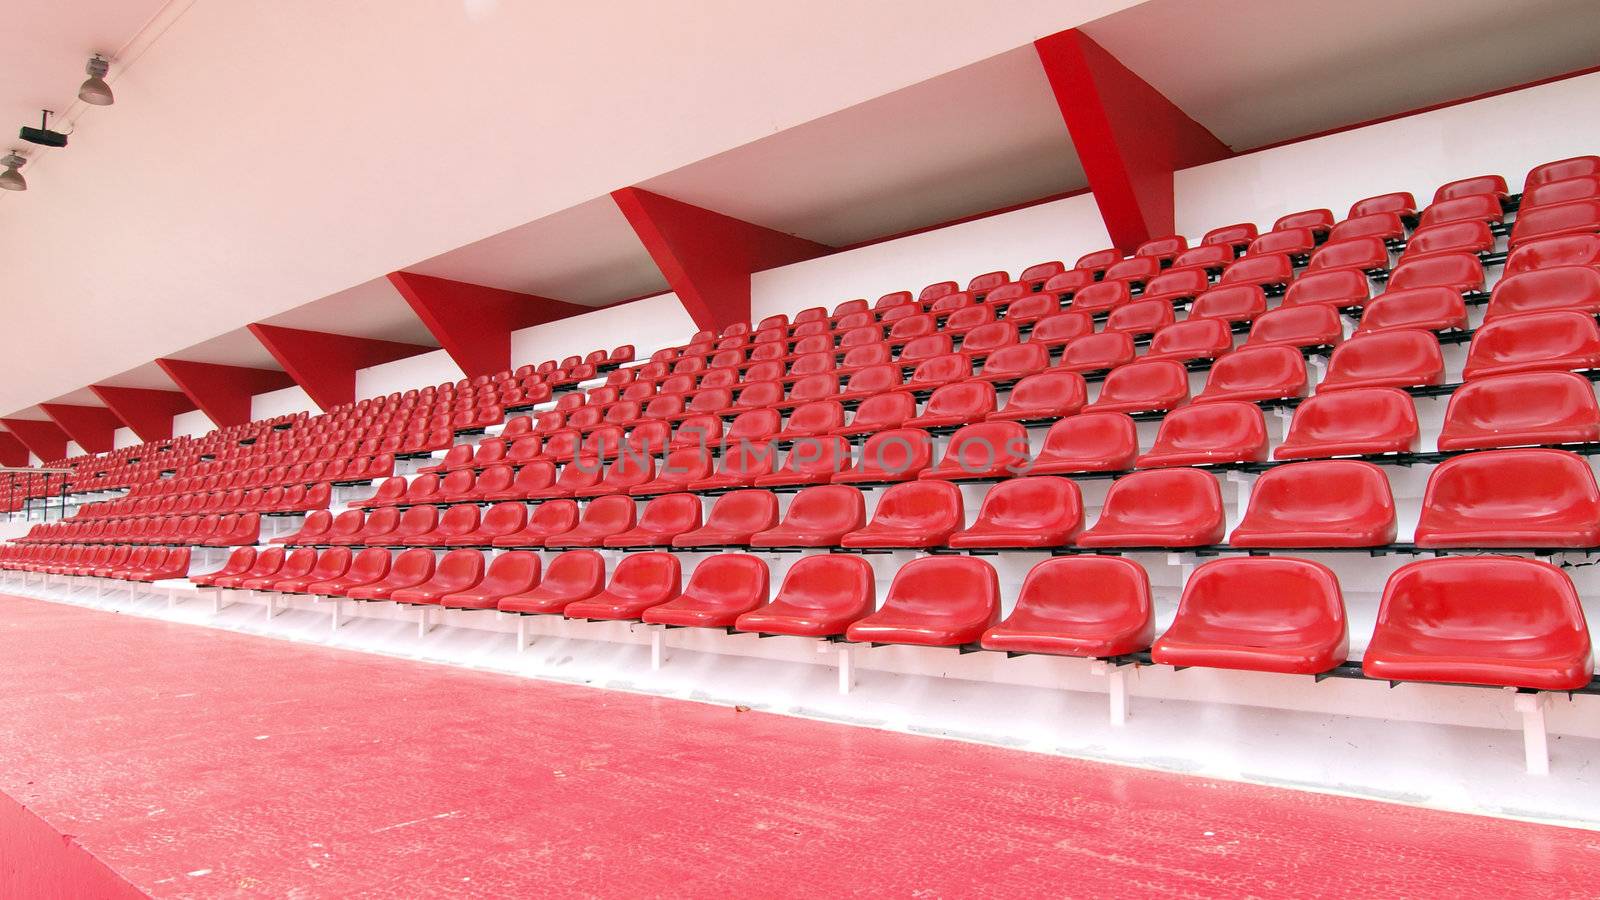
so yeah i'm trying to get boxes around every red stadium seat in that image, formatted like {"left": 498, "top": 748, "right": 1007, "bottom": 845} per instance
{"left": 751, "top": 484, "right": 866, "bottom": 547}
{"left": 1104, "top": 299, "right": 1175, "bottom": 335}
{"left": 1140, "top": 267, "right": 1210, "bottom": 305}
{"left": 1194, "top": 346, "right": 1307, "bottom": 404}
{"left": 672, "top": 490, "right": 780, "bottom": 547}
{"left": 1219, "top": 253, "right": 1293, "bottom": 291}
{"left": 1419, "top": 193, "right": 1504, "bottom": 229}
{"left": 272, "top": 548, "right": 353, "bottom": 594}
{"left": 603, "top": 493, "right": 702, "bottom": 547}
{"left": 688, "top": 439, "right": 777, "bottom": 491}
{"left": 841, "top": 480, "right": 964, "bottom": 548}
{"left": 844, "top": 556, "right": 1000, "bottom": 647}
{"left": 947, "top": 477, "right": 1083, "bottom": 548}
{"left": 391, "top": 549, "right": 486, "bottom": 605}
{"left": 307, "top": 547, "right": 391, "bottom": 596}
{"left": 970, "top": 342, "right": 1049, "bottom": 383}
{"left": 774, "top": 401, "right": 845, "bottom": 442}
{"left": 835, "top": 391, "right": 916, "bottom": 436}
{"left": 1274, "top": 388, "right": 1420, "bottom": 459}
{"left": 980, "top": 557, "right": 1153, "bottom": 658}
{"left": 1317, "top": 330, "right": 1444, "bottom": 391}
{"left": 491, "top": 499, "right": 580, "bottom": 548}
{"left": 1085, "top": 360, "right": 1190, "bottom": 414}
{"left": 755, "top": 436, "right": 853, "bottom": 487}
{"left": 1437, "top": 372, "right": 1600, "bottom": 451}
{"left": 1189, "top": 285, "right": 1268, "bottom": 326}
{"left": 1077, "top": 468, "right": 1225, "bottom": 548}
{"left": 903, "top": 381, "right": 997, "bottom": 429}
{"left": 1363, "top": 557, "right": 1594, "bottom": 690}
{"left": 1504, "top": 233, "right": 1600, "bottom": 275}
{"left": 439, "top": 551, "right": 542, "bottom": 610}
{"left": 1385, "top": 253, "right": 1484, "bottom": 294}
{"left": 642, "top": 555, "right": 771, "bottom": 628}
{"left": 1353, "top": 287, "right": 1467, "bottom": 335}
{"left": 1029, "top": 412, "right": 1138, "bottom": 474}
{"left": 1102, "top": 256, "right": 1160, "bottom": 286}
{"left": 563, "top": 552, "right": 682, "bottom": 621}
{"left": 1068, "top": 281, "right": 1132, "bottom": 315}
{"left": 1329, "top": 212, "right": 1405, "bottom": 245}
{"left": 1526, "top": 155, "right": 1600, "bottom": 189}
{"left": 405, "top": 504, "right": 480, "bottom": 546}
{"left": 1135, "top": 235, "right": 1187, "bottom": 263}
{"left": 346, "top": 548, "right": 436, "bottom": 601}
{"left": 499, "top": 550, "right": 607, "bottom": 615}
{"left": 1143, "top": 318, "right": 1234, "bottom": 363}
{"left": 1510, "top": 199, "right": 1600, "bottom": 248}
{"left": 1201, "top": 222, "right": 1257, "bottom": 252}
{"left": 1249, "top": 227, "right": 1316, "bottom": 258}
{"left": 544, "top": 494, "right": 637, "bottom": 547}
{"left": 1462, "top": 310, "right": 1600, "bottom": 380}
{"left": 1306, "top": 236, "right": 1388, "bottom": 273}
{"left": 629, "top": 447, "right": 714, "bottom": 496}
{"left": 1152, "top": 558, "right": 1348, "bottom": 675}
{"left": 986, "top": 372, "right": 1087, "bottom": 422}
{"left": 1229, "top": 461, "right": 1397, "bottom": 547}
{"left": 833, "top": 429, "right": 932, "bottom": 484}
{"left": 1135, "top": 401, "right": 1268, "bottom": 468}
{"left": 1244, "top": 303, "right": 1344, "bottom": 351}
{"left": 190, "top": 546, "right": 257, "bottom": 587}
{"left": 1350, "top": 191, "right": 1416, "bottom": 221}
{"left": 921, "top": 421, "right": 1030, "bottom": 480}
{"left": 1413, "top": 449, "right": 1600, "bottom": 547}
{"left": 1273, "top": 209, "right": 1334, "bottom": 238}
{"left": 734, "top": 554, "right": 875, "bottom": 637}
{"left": 1401, "top": 220, "right": 1494, "bottom": 262}
{"left": 1483, "top": 266, "right": 1600, "bottom": 320}
{"left": 998, "top": 293, "right": 1063, "bottom": 325}
{"left": 276, "top": 509, "right": 333, "bottom": 545}
{"left": 1027, "top": 311, "right": 1095, "bottom": 349}
{"left": 1282, "top": 268, "right": 1370, "bottom": 310}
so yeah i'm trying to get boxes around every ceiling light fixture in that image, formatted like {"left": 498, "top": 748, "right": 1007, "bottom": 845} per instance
{"left": 0, "top": 152, "right": 25, "bottom": 192}
{"left": 78, "top": 55, "right": 114, "bottom": 106}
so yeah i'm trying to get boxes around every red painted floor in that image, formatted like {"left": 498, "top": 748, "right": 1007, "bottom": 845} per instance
{"left": 0, "top": 595, "right": 1597, "bottom": 897}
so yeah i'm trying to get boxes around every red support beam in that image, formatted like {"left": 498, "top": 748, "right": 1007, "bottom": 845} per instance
{"left": 39, "top": 404, "right": 124, "bottom": 455}
{"left": 611, "top": 187, "right": 832, "bottom": 334}
{"left": 89, "top": 385, "right": 198, "bottom": 443}
{"left": 0, "top": 419, "right": 70, "bottom": 463}
{"left": 1034, "top": 29, "right": 1232, "bottom": 251}
{"left": 387, "top": 272, "right": 591, "bottom": 379}
{"left": 154, "top": 359, "right": 297, "bottom": 428}
{"left": 0, "top": 432, "right": 29, "bottom": 468}
{"left": 247, "top": 324, "right": 433, "bottom": 411}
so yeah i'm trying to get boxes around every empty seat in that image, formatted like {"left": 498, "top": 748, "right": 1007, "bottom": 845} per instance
{"left": 1484, "top": 266, "right": 1600, "bottom": 320}
{"left": 1152, "top": 557, "right": 1348, "bottom": 675}
{"left": 498, "top": 550, "right": 607, "bottom": 615}
{"left": 774, "top": 401, "right": 845, "bottom": 442}
{"left": 1306, "top": 236, "right": 1388, "bottom": 273}
{"left": 1028, "top": 311, "right": 1095, "bottom": 349}
{"left": 276, "top": 509, "right": 333, "bottom": 545}
{"left": 1504, "top": 233, "right": 1600, "bottom": 275}
{"left": 903, "top": 381, "right": 997, "bottom": 429}
{"left": 833, "top": 429, "right": 932, "bottom": 484}
{"left": 346, "top": 548, "right": 437, "bottom": 601}
{"left": 1140, "top": 267, "right": 1211, "bottom": 304}
{"left": 1201, "top": 222, "right": 1258, "bottom": 252}
{"left": 1282, "top": 268, "right": 1370, "bottom": 310}
{"left": 1104, "top": 299, "right": 1175, "bottom": 335}
{"left": 439, "top": 551, "right": 542, "bottom": 610}
{"left": 406, "top": 504, "right": 480, "bottom": 546}
{"left": 603, "top": 493, "right": 703, "bottom": 547}
{"left": 1274, "top": 388, "right": 1420, "bottom": 459}
{"left": 1401, "top": 220, "right": 1494, "bottom": 262}
{"left": 1229, "top": 461, "right": 1397, "bottom": 547}
{"left": 1135, "top": 401, "right": 1268, "bottom": 468}
{"left": 391, "top": 549, "right": 486, "bottom": 605}
{"left": 1244, "top": 303, "right": 1344, "bottom": 351}
{"left": 642, "top": 555, "right": 771, "bottom": 628}
{"left": 1194, "top": 346, "right": 1307, "bottom": 404}
{"left": 1085, "top": 360, "right": 1190, "bottom": 414}
{"left": 751, "top": 484, "right": 866, "bottom": 547}
{"left": 1249, "top": 227, "right": 1316, "bottom": 258}
{"left": 1437, "top": 371, "right": 1600, "bottom": 451}
{"left": 980, "top": 557, "right": 1153, "bottom": 658}
{"left": 1143, "top": 318, "right": 1234, "bottom": 363}
{"left": 1272, "top": 209, "right": 1334, "bottom": 237}
{"left": 835, "top": 391, "right": 915, "bottom": 436}
{"left": 490, "top": 500, "right": 580, "bottom": 548}
{"left": 272, "top": 548, "right": 355, "bottom": 594}
{"left": 543, "top": 494, "right": 637, "bottom": 547}
{"left": 1029, "top": 412, "right": 1139, "bottom": 474}
{"left": 1510, "top": 199, "right": 1600, "bottom": 248}
{"left": 844, "top": 556, "right": 1000, "bottom": 647}
{"left": 1413, "top": 449, "right": 1600, "bottom": 547}
{"left": 672, "top": 490, "right": 780, "bottom": 547}
{"left": 986, "top": 372, "right": 1087, "bottom": 422}
{"left": 629, "top": 447, "right": 713, "bottom": 496}
{"left": 1077, "top": 468, "right": 1225, "bottom": 548}
{"left": 1385, "top": 252, "right": 1484, "bottom": 294}
{"left": 190, "top": 547, "right": 257, "bottom": 587}
{"left": 687, "top": 439, "right": 777, "bottom": 491}
{"left": 998, "top": 293, "right": 1062, "bottom": 325}
{"left": 1350, "top": 191, "right": 1416, "bottom": 221}
{"left": 1190, "top": 284, "right": 1268, "bottom": 326}
{"left": 755, "top": 436, "right": 853, "bottom": 487}
{"left": 306, "top": 547, "right": 391, "bottom": 596}
{"left": 1354, "top": 287, "right": 1467, "bottom": 334}
{"left": 563, "top": 552, "right": 682, "bottom": 621}
{"left": 734, "top": 554, "right": 875, "bottom": 637}
{"left": 841, "top": 480, "right": 964, "bottom": 548}
{"left": 947, "top": 477, "right": 1083, "bottom": 548}
{"left": 921, "top": 421, "right": 1030, "bottom": 480}
{"left": 1362, "top": 557, "right": 1594, "bottom": 690}
{"left": 1317, "top": 330, "right": 1444, "bottom": 391}
{"left": 1462, "top": 310, "right": 1600, "bottom": 380}
{"left": 970, "top": 342, "right": 1049, "bottom": 384}
{"left": 1219, "top": 253, "right": 1293, "bottom": 291}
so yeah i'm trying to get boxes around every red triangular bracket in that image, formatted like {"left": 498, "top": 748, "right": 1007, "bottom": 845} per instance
{"left": 387, "top": 272, "right": 591, "bottom": 379}
{"left": 0, "top": 418, "right": 71, "bottom": 463}
{"left": 89, "top": 385, "right": 198, "bottom": 443}
{"left": 246, "top": 324, "right": 432, "bottom": 411}
{"left": 155, "top": 359, "right": 297, "bottom": 428}
{"left": 40, "top": 404, "right": 125, "bottom": 454}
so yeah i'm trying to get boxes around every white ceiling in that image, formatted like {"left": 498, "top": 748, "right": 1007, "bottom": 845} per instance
{"left": 260, "top": 277, "right": 440, "bottom": 346}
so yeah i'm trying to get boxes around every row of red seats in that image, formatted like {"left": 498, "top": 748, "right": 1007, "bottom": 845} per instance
{"left": 18, "top": 512, "right": 261, "bottom": 547}
{"left": 94, "top": 455, "right": 393, "bottom": 511}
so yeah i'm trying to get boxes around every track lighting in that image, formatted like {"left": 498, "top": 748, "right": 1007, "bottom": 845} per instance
{"left": 78, "top": 56, "right": 114, "bottom": 106}
{"left": 0, "top": 152, "right": 25, "bottom": 192}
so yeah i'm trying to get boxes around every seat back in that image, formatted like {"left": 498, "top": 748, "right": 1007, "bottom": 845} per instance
{"left": 1230, "top": 461, "right": 1397, "bottom": 547}
{"left": 1275, "top": 388, "right": 1419, "bottom": 459}
{"left": 1437, "top": 371, "right": 1600, "bottom": 451}
{"left": 605, "top": 552, "right": 682, "bottom": 602}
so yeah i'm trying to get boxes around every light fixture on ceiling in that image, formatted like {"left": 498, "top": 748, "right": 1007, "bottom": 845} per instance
{"left": 79, "top": 55, "right": 114, "bottom": 106}
{"left": 0, "top": 152, "right": 25, "bottom": 192}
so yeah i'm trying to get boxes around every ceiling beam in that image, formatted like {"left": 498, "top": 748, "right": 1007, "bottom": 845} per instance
{"left": 1034, "top": 28, "right": 1231, "bottom": 251}
{"left": 246, "top": 324, "right": 433, "bottom": 411}
{"left": 0, "top": 432, "right": 29, "bottom": 468}
{"left": 387, "top": 272, "right": 591, "bottom": 379}
{"left": 155, "top": 358, "right": 297, "bottom": 428}
{"left": 39, "top": 404, "right": 124, "bottom": 454}
{"left": 89, "top": 385, "right": 198, "bottom": 443}
{"left": 611, "top": 187, "right": 832, "bottom": 334}
{"left": 0, "top": 419, "right": 71, "bottom": 463}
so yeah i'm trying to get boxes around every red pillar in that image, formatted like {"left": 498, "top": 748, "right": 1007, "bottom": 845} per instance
{"left": 39, "top": 404, "right": 124, "bottom": 454}
{"left": 246, "top": 324, "right": 433, "bottom": 411}
{"left": 1034, "top": 29, "right": 1232, "bottom": 251}
{"left": 612, "top": 187, "right": 832, "bottom": 334}
{"left": 0, "top": 419, "right": 71, "bottom": 463}
{"left": 387, "top": 272, "right": 591, "bottom": 379}
{"left": 0, "top": 432, "right": 29, "bottom": 468}
{"left": 89, "top": 386, "right": 198, "bottom": 443}
{"left": 155, "top": 359, "right": 297, "bottom": 428}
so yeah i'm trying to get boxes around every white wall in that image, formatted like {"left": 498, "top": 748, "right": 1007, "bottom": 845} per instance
{"left": 511, "top": 293, "right": 697, "bottom": 369}
{"left": 250, "top": 385, "right": 316, "bottom": 421}
{"left": 1174, "top": 72, "right": 1600, "bottom": 237}
{"left": 354, "top": 348, "right": 465, "bottom": 399}
{"left": 172, "top": 409, "right": 217, "bottom": 440}
{"left": 112, "top": 427, "right": 139, "bottom": 450}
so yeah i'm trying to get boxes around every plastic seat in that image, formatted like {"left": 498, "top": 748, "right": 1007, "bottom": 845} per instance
{"left": 1229, "top": 461, "right": 1397, "bottom": 547}
{"left": 672, "top": 490, "right": 780, "bottom": 547}
{"left": 1104, "top": 299, "right": 1175, "bottom": 336}
{"left": 490, "top": 500, "right": 579, "bottom": 548}
{"left": 1350, "top": 191, "right": 1416, "bottom": 221}
{"left": 563, "top": 552, "right": 681, "bottom": 621}
{"left": 276, "top": 509, "right": 333, "bottom": 545}
{"left": 604, "top": 493, "right": 703, "bottom": 547}
{"left": 1528, "top": 156, "right": 1600, "bottom": 189}
{"left": 439, "top": 551, "right": 542, "bottom": 609}
{"left": 1437, "top": 372, "right": 1600, "bottom": 451}
{"left": 970, "top": 342, "right": 1049, "bottom": 384}
{"left": 1483, "top": 266, "right": 1600, "bottom": 320}
{"left": 305, "top": 547, "right": 391, "bottom": 596}
{"left": 406, "top": 504, "right": 480, "bottom": 546}
{"left": 1028, "top": 311, "right": 1095, "bottom": 349}
{"left": 1200, "top": 222, "right": 1257, "bottom": 252}
{"left": 498, "top": 550, "right": 606, "bottom": 615}
{"left": 1078, "top": 468, "right": 1224, "bottom": 548}
{"left": 735, "top": 554, "right": 875, "bottom": 637}
{"left": 346, "top": 548, "right": 436, "bottom": 601}
{"left": 1414, "top": 449, "right": 1600, "bottom": 547}
{"left": 835, "top": 391, "right": 915, "bottom": 436}
{"left": 999, "top": 293, "right": 1062, "bottom": 326}
{"left": 845, "top": 556, "right": 1000, "bottom": 647}
{"left": 242, "top": 547, "right": 317, "bottom": 590}
{"left": 1354, "top": 287, "right": 1467, "bottom": 334}
{"left": 190, "top": 547, "right": 257, "bottom": 587}
{"left": 1401, "top": 220, "right": 1494, "bottom": 262}
{"left": 1245, "top": 304, "right": 1344, "bottom": 353}
{"left": 687, "top": 438, "right": 776, "bottom": 491}
{"left": 1510, "top": 199, "right": 1600, "bottom": 248}
{"left": 774, "top": 401, "right": 845, "bottom": 441}
{"left": 921, "top": 421, "right": 1030, "bottom": 480}
{"left": 1069, "top": 282, "right": 1131, "bottom": 316}
{"left": 1058, "top": 332, "right": 1135, "bottom": 373}
{"left": 841, "top": 480, "right": 964, "bottom": 548}
{"left": 904, "top": 381, "right": 997, "bottom": 429}
{"left": 1317, "top": 330, "right": 1444, "bottom": 391}
{"left": 1029, "top": 412, "right": 1138, "bottom": 474}
{"left": 1385, "top": 252, "right": 1484, "bottom": 294}
{"left": 1306, "top": 236, "right": 1388, "bottom": 273}
{"left": 1102, "top": 256, "right": 1160, "bottom": 287}
{"left": 750, "top": 485, "right": 866, "bottom": 547}
{"left": 832, "top": 428, "right": 932, "bottom": 484}
{"left": 1152, "top": 558, "right": 1348, "bottom": 674}
{"left": 359, "top": 476, "right": 408, "bottom": 508}
{"left": 641, "top": 555, "right": 771, "bottom": 628}
{"left": 448, "top": 501, "right": 527, "bottom": 546}
{"left": 1418, "top": 193, "right": 1504, "bottom": 229}
{"left": 1272, "top": 209, "right": 1334, "bottom": 238}
{"left": 906, "top": 353, "right": 972, "bottom": 392}
{"left": 1085, "top": 360, "right": 1189, "bottom": 414}
{"left": 628, "top": 447, "right": 713, "bottom": 496}
{"left": 391, "top": 549, "right": 485, "bottom": 605}
{"left": 980, "top": 557, "right": 1153, "bottom": 657}
{"left": 1139, "top": 268, "right": 1210, "bottom": 304}
{"left": 947, "top": 477, "right": 1083, "bottom": 548}
{"left": 1504, "top": 233, "right": 1600, "bottom": 275}
{"left": 1462, "top": 310, "right": 1600, "bottom": 380}
{"left": 543, "top": 494, "right": 637, "bottom": 547}
{"left": 1274, "top": 388, "right": 1419, "bottom": 459}
{"left": 1283, "top": 268, "right": 1370, "bottom": 311}
{"left": 986, "top": 372, "right": 1087, "bottom": 422}
{"left": 1219, "top": 253, "right": 1293, "bottom": 290}
{"left": 1143, "top": 318, "right": 1234, "bottom": 363}
{"left": 1135, "top": 402, "right": 1268, "bottom": 468}
{"left": 1362, "top": 557, "right": 1594, "bottom": 690}
{"left": 755, "top": 436, "right": 852, "bottom": 487}
{"left": 1194, "top": 346, "right": 1307, "bottom": 404}
{"left": 1189, "top": 285, "right": 1268, "bottom": 326}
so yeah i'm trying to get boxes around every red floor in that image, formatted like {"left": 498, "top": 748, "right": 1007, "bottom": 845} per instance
{"left": 0, "top": 596, "right": 1597, "bottom": 897}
